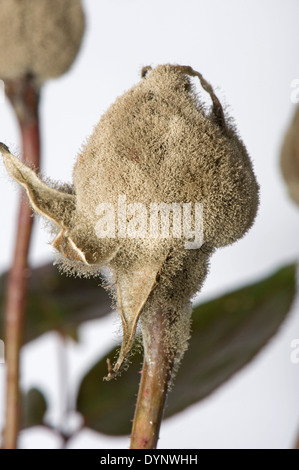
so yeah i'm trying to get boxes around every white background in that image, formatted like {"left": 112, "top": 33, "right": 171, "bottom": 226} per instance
{"left": 1, "top": 0, "right": 299, "bottom": 449}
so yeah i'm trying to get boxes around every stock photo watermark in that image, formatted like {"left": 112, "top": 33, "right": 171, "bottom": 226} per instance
{"left": 290, "top": 339, "right": 299, "bottom": 364}
{"left": 290, "top": 79, "right": 299, "bottom": 103}
{"left": 0, "top": 79, "right": 4, "bottom": 104}
{"left": 0, "top": 339, "right": 4, "bottom": 364}
{"left": 95, "top": 195, "right": 204, "bottom": 249}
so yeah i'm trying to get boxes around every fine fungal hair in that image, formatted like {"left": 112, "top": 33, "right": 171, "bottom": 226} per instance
{"left": 0, "top": 64, "right": 259, "bottom": 378}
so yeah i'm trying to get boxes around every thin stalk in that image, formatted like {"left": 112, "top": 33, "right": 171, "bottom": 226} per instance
{"left": 2, "top": 75, "right": 40, "bottom": 449}
{"left": 130, "top": 306, "right": 173, "bottom": 449}
{"left": 57, "top": 333, "right": 69, "bottom": 441}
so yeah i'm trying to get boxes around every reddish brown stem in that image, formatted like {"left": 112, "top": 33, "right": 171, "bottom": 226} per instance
{"left": 130, "top": 307, "right": 173, "bottom": 449}
{"left": 2, "top": 76, "right": 40, "bottom": 449}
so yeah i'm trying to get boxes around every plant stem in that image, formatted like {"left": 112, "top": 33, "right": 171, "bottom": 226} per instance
{"left": 57, "top": 333, "right": 69, "bottom": 440}
{"left": 2, "top": 75, "right": 40, "bottom": 449}
{"left": 130, "top": 306, "right": 173, "bottom": 449}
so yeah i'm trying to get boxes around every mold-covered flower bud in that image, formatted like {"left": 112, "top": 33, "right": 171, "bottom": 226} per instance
{"left": 0, "top": 0, "right": 84, "bottom": 83}
{"left": 280, "top": 106, "right": 299, "bottom": 206}
{"left": 0, "top": 64, "right": 259, "bottom": 378}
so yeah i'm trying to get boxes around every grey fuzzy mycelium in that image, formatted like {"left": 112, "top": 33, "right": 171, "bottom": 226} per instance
{"left": 0, "top": 64, "right": 259, "bottom": 378}
{"left": 0, "top": 0, "right": 84, "bottom": 83}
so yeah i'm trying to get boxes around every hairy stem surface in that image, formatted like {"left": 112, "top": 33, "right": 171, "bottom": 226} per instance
{"left": 2, "top": 76, "right": 40, "bottom": 449}
{"left": 130, "top": 306, "right": 173, "bottom": 449}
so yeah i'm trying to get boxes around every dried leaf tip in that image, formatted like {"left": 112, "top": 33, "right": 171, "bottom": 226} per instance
{"left": 0, "top": 143, "right": 9, "bottom": 154}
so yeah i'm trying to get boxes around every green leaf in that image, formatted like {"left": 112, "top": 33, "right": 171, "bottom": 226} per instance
{"left": 21, "top": 387, "right": 47, "bottom": 429}
{"left": 0, "top": 262, "right": 112, "bottom": 343}
{"left": 76, "top": 263, "right": 297, "bottom": 435}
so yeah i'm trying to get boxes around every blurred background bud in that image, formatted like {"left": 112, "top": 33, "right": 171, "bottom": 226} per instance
{"left": 0, "top": 0, "right": 85, "bottom": 84}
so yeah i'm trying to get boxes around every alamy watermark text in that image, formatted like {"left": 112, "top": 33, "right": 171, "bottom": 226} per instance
{"left": 95, "top": 195, "right": 203, "bottom": 249}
